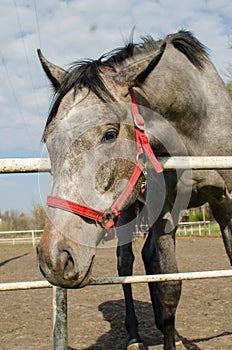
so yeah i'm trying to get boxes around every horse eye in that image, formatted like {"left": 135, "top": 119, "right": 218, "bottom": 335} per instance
{"left": 102, "top": 130, "right": 118, "bottom": 143}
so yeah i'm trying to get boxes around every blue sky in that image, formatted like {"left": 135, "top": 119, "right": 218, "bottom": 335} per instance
{"left": 0, "top": 0, "right": 231, "bottom": 214}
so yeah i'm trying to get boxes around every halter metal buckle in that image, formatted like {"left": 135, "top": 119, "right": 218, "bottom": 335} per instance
{"left": 100, "top": 210, "right": 117, "bottom": 229}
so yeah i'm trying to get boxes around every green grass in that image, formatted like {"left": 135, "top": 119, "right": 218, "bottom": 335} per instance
{"left": 0, "top": 243, "right": 36, "bottom": 251}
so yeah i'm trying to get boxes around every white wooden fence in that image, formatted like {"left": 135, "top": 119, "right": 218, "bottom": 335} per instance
{"left": 134, "top": 221, "right": 220, "bottom": 237}
{"left": 0, "top": 156, "right": 232, "bottom": 350}
{"left": 0, "top": 221, "right": 219, "bottom": 247}
{"left": 0, "top": 229, "right": 43, "bottom": 246}
{"left": 176, "top": 221, "right": 216, "bottom": 236}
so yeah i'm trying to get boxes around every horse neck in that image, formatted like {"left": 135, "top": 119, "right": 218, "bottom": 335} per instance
{"left": 201, "top": 60, "right": 232, "bottom": 117}
{"left": 140, "top": 44, "right": 232, "bottom": 155}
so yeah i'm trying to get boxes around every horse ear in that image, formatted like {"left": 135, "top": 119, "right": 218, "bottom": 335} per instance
{"left": 37, "top": 49, "right": 68, "bottom": 91}
{"left": 113, "top": 52, "right": 157, "bottom": 88}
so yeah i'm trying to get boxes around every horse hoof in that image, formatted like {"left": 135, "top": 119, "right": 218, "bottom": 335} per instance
{"left": 176, "top": 340, "right": 185, "bottom": 349}
{"left": 127, "top": 344, "right": 145, "bottom": 350}
{"left": 148, "top": 341, "right": 185, "bottom": 349}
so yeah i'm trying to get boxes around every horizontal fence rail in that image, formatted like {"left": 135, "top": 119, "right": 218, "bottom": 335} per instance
{"left": 0, "top": 158, "right": 51, "bottom": 173}
{"left": 1, "top": 269, "right": 232, "bottom": 291}
{"left": 0, "top": 156, "right": 232, "bottom": 173}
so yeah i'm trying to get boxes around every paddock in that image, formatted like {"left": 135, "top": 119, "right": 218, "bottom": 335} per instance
{"left": 0, "top": 237, "right": 232, "bottom": 350}
{"left": 1, "top": 157, "right": 232, "bottom": 350}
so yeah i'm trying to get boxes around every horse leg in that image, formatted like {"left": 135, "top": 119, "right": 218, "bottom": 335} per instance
{"left": 209, "top": 191, "right": 232, "bottom": 265}
{"left": 117, "top": 206, "right": 144, "bottom": 349}
{"left": 221, "top": 221, "right": 232, "bottom": 265}
{"left": 190, "top": 171, "right": 232, "bottom": 265}
{"left": 142, "top": 215, "right": 181, "bottom": 350}
{"left": 117, "top": 243, "right": 144, "bottom": 348}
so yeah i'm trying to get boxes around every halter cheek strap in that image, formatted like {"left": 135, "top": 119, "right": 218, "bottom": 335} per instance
{"left": 130, "top": 89, "right": 163, "bottom": 173}
{"left": 47, "top": 89, "right": 163, "bottom": 237}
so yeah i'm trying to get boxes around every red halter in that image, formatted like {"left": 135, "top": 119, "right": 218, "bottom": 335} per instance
{"left": 47, "top": 89, "right": 163, "bottom": 238}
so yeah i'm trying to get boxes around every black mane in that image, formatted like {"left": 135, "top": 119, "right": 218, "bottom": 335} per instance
{"left": 45, "top": 30, "right": 208, "bottom": 133}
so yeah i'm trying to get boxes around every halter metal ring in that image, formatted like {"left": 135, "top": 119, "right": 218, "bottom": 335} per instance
{"left": 134, "top": 114, "right": 145, "bottom": 131}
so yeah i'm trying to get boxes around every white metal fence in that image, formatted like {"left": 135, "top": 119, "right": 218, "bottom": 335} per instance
{"left": 0, "top": 156, "right": 232, "bottom": 173}
{"left": 0, "top": 156, "right": 232, "bottom": 350}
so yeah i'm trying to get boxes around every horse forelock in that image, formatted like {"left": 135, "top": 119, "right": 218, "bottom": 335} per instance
{"left": 43, "top": 48, "right": 135, "bottom": 138}
{"left": 43, "top": 30, "right": 209, "bottom": 140}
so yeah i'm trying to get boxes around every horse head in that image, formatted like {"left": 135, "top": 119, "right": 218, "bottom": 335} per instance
{"left": 37, "top": 49, "right": 160, "bottom": 288}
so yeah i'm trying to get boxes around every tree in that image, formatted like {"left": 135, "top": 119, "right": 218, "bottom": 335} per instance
{"left": 226, "top": 81, "right": 232, "bottom": 99}
{"left": 224, "top": 36, "right": 232, "bottom": 99}
{"left": 16, "top": 212, "right": 30, "bottom": 230}
{"left": 0, "top": 210, "right": 31, "bottom": 231}
{"left": 32, "top": 204, "right": 46, "bottom": 230}
{"left": 0, "top": 205, "right": 46, "bottom": 231}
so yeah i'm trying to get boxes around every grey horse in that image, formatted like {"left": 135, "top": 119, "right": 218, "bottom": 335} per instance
{"left": 37, "top": 31, "right": 232, "bottom": 349}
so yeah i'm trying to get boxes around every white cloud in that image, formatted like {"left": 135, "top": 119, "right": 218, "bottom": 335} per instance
{"left": 1, "top": 0, "right": 232, "bottom": 155}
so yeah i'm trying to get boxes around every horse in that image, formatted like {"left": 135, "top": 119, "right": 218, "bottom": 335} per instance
{"left": 37, "top": 31, "right": 232, "bottom": 350}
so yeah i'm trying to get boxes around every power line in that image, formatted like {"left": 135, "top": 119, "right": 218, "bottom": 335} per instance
{"left": 0, "top": 52, "right": 34, "bottom": 148}
{"left": 0, "top": 54, "right": 22, "bottom": 116}
{"left": 33, "top": 0, "right": 48, "bottom": 89}
{"left": 33, "top": 0, "right": 42, "bottom": 48}
{"left": 13, "top": 0, "right": 43, "bottom": 127}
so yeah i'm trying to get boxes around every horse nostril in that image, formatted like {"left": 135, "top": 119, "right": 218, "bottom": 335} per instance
{"left": 39, "top": 264, "right": 46, "bottom": 278}
{"left": 36, "top": 245, "right": 46, "bottom": 278}
{"left": 62, "top": 251, "right": 78, "bottom": 281}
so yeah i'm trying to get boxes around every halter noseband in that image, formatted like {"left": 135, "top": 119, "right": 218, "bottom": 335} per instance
{"left": 47, "top": 89, "right": 163, "bottom": 238}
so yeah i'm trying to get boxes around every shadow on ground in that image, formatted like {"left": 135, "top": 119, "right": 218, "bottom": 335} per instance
{"left": 68, "top": 299, "right": 231, "bottom": 350}
{"left": 0, "top": 252, "right": 29, "bottom": 267}
{"left": 68, "top": 299, "right": 162, "bottom": 350}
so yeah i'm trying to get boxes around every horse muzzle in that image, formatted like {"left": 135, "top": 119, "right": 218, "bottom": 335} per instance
{"left": 37, "top": 243, "right": 95, "bottom": 288}
{"left": 37, "top": 222, "right": 95, "bottom": 288}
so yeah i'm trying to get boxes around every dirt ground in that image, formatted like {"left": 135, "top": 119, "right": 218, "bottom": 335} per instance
{"left": 1, "top": 237, "right": 232, "bottom": 350}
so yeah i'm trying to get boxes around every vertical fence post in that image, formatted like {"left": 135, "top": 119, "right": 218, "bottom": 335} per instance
{"left": 208, "top": 222, "right": 211, "bottom": 236}
{"left": 53, "top": 287, "right": 68, "bottom": 350}
{"left": 32, "top": 230, "right": 35, "bottom": 247}
{"left": 190, "top": 223, "right": 194, "bottom": 236}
